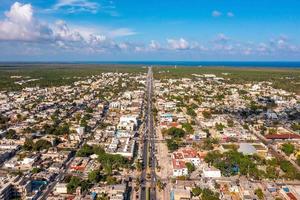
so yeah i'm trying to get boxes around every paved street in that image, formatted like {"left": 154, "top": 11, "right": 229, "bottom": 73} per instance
{"left": 140, "top": 67, "right": 157, "bottom": 200}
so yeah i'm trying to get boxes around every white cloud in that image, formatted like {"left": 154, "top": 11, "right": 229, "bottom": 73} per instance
{"left": 167, "top": 38, "right": 190, "bottom": 50}
{"left": 0, "top": 2, "right": 136, "bottom": 53}
{"left": 214, "top": 33, "right": 230, "bottom": 43}
{"left": 109, "top": 28, "right": 137, "bottom": 37}
{"left": 149, "top": 40, "right": 161, "bottom": 50}
{"left": 257, "top": 42, "right": 269, "bottom": 53}
{"left": 0, "top": 2, "right": 53, "bottom": 41}
{"left": 212, "top": 10, "right": 222, "bottom": 17}
{"left": 243, "top": 48, "right": 252, "bottom": 55}
{"left": 52, "top": 0, "right": 100, "bottom": 14}
{"left": 6, "top": 1, "right": 32, "bottom": 23}
{"left": 227, "top": 12, "right": 234, "bottom": 17}
{"left": 1, "top": 2, "right": 300, "bottom": 59}
{"left": 53, "top": 20, "right": 83, "bottom": 42}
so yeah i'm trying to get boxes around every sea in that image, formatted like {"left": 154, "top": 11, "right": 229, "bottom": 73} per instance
{"left": 1, "top": 61, "right": 300, "bottom": 68}
{"left": 72, "top": 61, "right": 300, "bottom": 68}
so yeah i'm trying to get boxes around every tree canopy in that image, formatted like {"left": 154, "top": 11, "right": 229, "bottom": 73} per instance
{"left": 185, "top": 162, "right": 195, "bottom": 174}
{"left": 166, "top": 139, "right": 179, "bottom": 152}
{"left": 166, "top": 127, "right": 186, "bottom": 138}
{"left": 181, "top": 123, "right": 194, "bottom": 134}
{"left": 281, "top": 143, "right": 295, "bottom": 156}
{"left": 191, "top": 187, "right": 220, "bottom": 200}
{"left": 6, "top": 129, "right": 18, "bottom": 139}
{"left": 77, "top": 144, "right": 129, "bottom": 174}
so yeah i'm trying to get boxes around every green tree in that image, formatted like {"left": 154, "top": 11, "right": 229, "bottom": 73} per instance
{"left": 77, "top": 144, "right": 94, "bottom": 157}
{"left": 156, "top": 179, "right": 165, "bottom": 191}
{"left": 242, "top": 124, "right": 249, "bottom": 130}
{"left": 75, "top": 113, "right": 81, "bottom": 123}
{"left": 88, "top": 170, "right": 101, "bottom": 183}
{"left": 166, "top": 127, "right": 186, "bottom": 138}
{"left": 135, "top": 161, "right": 142, "bottom": 171}
{"left": 215, "top": 123, "right": 225, "bottom": 131}
{"left": 186, "top": 107, "right": 197, "bottom": 117}
{"left": 185, "top": 162, "right": 195, "bottom": 174}
{"left": 166, "top": 139, "right": 179, "bottom": 152}
{"left": 23, "top": 138, "right": 34, "bottom": 151}
{"left": 106, "top": 176, "right": 118, "bottom": 185}
{"left": 6, "top": 129, "right": 18, "bottom": 139}
{"left": 201, "top": 138, "right": 219, "bottom": 151}
{"left": 0, "top": 114, "right": 9, "bottom": 130}
{"left": 33, "top": 139, "right": 52, "bottom": 151}
{"left": 86, "top": 107, "right": 93, "bottom": 113}
{"left": 255, "top": 188, "right": 264, "bottom": 200}
{"left": 265, "top": 166, "right": 278, "bottom": 180}
{"left": 67, "top": 176, "right": 81, "bottom": 194}
{"left": 281, "top": 143, "right": 295, "bottom": 156}
{"left": 201, "top": 188, "right": 220, "bottom": 200}
{"left": 32, "top": 167, "right": 42, "bottom": 174}
{"left": 181, "top": 123, "right": 194, "bottom": 134}
{"left": 134, "top": 178, "right": 141, "bottom": 191}
{"left": 291, "top": 123, "right": 300, "bottom": 132}
{"left": 191, "top": 187, "right": 202, "bottom": 196}
{"left": 202, "top": 111, "right": 212, "bottom": 119}
{"left": 191, "top": 187, "right": 220, "bottom": 200}
{"left": 279, "top": 160, "right": 300, "bottom": 180}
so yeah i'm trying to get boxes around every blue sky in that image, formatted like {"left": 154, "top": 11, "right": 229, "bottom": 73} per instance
{"left": 0, "top": 0, "right": 300, "bottom": 61}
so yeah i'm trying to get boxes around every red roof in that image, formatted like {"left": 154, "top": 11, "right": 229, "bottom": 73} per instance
{"left": 170, "top": 122, "right": 179, "bottom": 127}
{"left": 287, "top": 192, "right": 297, "bottom": 200}
{"left": 172, "top": 159, "right": 187, "bottom": 169}
{"left": 265, "top": 134, "right": 300, "bottom": 140}
{"left": 182, "top": 148, "right": 198, "bottom": 158}
{"left": 173, "top": 148, "right": 200, "bottom": 160}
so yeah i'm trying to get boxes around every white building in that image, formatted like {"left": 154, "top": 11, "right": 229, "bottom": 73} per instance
{"left": 202, "top": 168, "right": 221, "bottom": 178}
{"left": 119, "top": 115, "right": 138, "bottom": 126}
{"left": 55, "top": 183, "right": 68, "bottom": 194}
{"left": 172, "top": 159, "right": 188, "bottom": 177}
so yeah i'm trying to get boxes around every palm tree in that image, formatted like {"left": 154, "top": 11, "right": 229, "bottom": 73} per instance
{"left": 156, "top": 179, "right": 165, "bottom": 191}
{"left": 135, "top": 177, "right": 141, "bottom": 191}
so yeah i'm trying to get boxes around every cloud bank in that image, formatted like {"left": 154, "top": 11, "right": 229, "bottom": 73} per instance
{"left": 0, "top": 2, "right": 299, "bottom": 60}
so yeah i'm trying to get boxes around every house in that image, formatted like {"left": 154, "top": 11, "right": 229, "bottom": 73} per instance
{"left": 117, "top": 121, "right": 135, "bottom": 131}
{"left": 163, "top": 102, "right": 176, "bottom": 111}
{"left": 55, "top": 183, "right": 68, "bottom": 194}
{"left": 91, "top": 184, "right": 128, "bottom": 200}
{"left": 171, "top": 148, "right": 201, "bottom": 176}
{"left": 181, "top": 148, "right": 201, "bottom": 166}
{"left": 171, "top": 186, "right": 191, "bottom": 200}
{"left": 172, "top": 159, "right": 188, "bottom": 177}
{"left": 202, "top": 168, "right": 221, "bottom": 178}
{"left": 160, "top": 113, "right": 174, "bottom": 123}
{"left": 119, "top": 115, "right": 138, "bottom": 126}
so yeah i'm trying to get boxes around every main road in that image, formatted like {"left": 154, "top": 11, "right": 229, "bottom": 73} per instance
{"left": 140, "top": 67, "right": 157, "bottom": 200}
